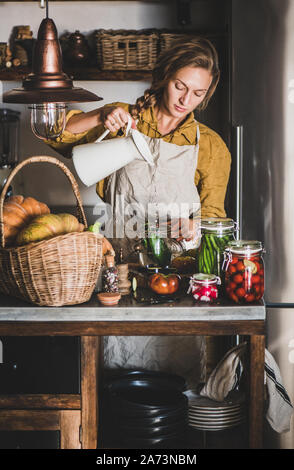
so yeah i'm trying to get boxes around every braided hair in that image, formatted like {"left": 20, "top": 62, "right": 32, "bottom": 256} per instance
{"left": 130, "top": 37, "right": 220, "bottom": 119}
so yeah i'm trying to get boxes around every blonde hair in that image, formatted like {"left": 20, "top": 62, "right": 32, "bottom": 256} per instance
{"left": 130, "top": 37, "right": 220, "bottom": 119}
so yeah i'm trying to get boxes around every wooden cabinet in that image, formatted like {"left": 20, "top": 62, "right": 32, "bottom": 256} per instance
{"left": 0, "top": 295, "right": 266, "bottom": 449}
{"left": 0, "top": 335, "right": 99, "bottom": 449}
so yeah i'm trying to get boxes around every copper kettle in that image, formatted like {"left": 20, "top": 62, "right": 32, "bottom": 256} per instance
{"left": 65, "top": 30, "right": 90, "bottom": 66}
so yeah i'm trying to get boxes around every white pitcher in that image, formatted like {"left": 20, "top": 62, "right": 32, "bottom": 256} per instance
{"left": 72, "top": 116, "right": 154, "bottom": 187}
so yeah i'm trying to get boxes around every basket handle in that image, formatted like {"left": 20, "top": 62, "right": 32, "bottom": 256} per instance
{"left": 0, "top": 155, "right": 88, "bottom": 248}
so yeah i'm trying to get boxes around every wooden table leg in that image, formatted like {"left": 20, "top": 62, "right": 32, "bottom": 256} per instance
{"left": 81, "top": 336, "right": 100, "bottom": 449}
{"left": 249, "top": 334, "right": 265, "bottom": 449}
{"left": 60, "top": 410, "right": 81, "bottom": 449}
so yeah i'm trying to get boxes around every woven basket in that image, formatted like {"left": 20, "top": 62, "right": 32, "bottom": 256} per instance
{"left": 159, "top": 32, "right": 198, "bottom": 53}
{"left": 0, "top": 156, "right": 103, "bottom": 307}
{"left": 95, "top": 29, "right": 159, "bottom": 70}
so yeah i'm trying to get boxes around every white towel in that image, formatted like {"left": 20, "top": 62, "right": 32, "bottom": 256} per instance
{"left": 264, "top": 349, "right": 293, "bottom": 433}
{"left": 199, "top": 344, "right": 293, "bottom": 433}
{"left": 199, "top": 342, "right": 247, "bottom": 402}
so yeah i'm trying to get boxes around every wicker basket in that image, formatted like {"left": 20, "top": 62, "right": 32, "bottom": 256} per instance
{"left": 159, "top": 32, "right": 198, "bottom": 53}
{"left": 95, "top": 29, "right": 159, "bottom": 70}
{"left": 0, "top": 156, "right": 103, "bottom": 307}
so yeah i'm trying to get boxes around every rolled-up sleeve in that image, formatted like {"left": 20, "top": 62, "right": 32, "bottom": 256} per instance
{"left": 195, "top": 129, "right": 231, "bottom": 218}
{"left": 45, "top": 110, "right": 92, "bottom": 158}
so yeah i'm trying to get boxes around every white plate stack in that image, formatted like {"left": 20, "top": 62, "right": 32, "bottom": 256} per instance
{"left": 184, "top": 390, "right": 246, "bottom": 431}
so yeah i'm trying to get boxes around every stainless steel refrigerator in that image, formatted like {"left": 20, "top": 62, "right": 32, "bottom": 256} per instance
{"left": 231, "top": 0, "right": 294, "bottom": 449}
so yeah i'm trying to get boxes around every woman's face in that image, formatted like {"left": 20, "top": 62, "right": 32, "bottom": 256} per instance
{"left": 162, "top": 66, "right": 213, "bottom": 118}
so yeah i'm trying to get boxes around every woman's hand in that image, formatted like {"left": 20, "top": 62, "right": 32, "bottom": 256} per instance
{"left": 167, "top": 217, "right": 200, "bottom": 242}
{"left": 101, "top": 106, "right": 136, "bottom": 133}
{"left": 65, "top": 106, "right": 136, "bottom": 135}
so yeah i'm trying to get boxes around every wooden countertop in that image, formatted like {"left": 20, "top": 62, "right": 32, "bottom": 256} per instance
{"left": 0, "top": 293, "right": 266, "bottom": 322}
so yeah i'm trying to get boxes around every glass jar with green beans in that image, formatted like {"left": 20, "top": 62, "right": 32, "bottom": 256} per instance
{"left": 198, "top": 218, "right": 237, "bottom": 284}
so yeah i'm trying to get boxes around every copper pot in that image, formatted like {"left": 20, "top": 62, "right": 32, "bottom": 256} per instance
{"left": 65, "top": 30, "right": 90, "bottom": 66}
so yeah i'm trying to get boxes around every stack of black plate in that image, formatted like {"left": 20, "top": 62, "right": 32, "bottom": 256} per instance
{"left": 102, "top": 370, "right": 188, "bottom": 449}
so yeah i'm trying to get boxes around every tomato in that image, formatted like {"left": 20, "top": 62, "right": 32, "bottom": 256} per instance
{"left": 236, "top": 261, "right": 245, "bottom": 272}
{"left": 229, "top": 281, "right": 237, "bottom": 290}
{"left": 236, "top": 287, "right": 246, "bottom": 298}
{"left": 252, "top": 274, "right": 261, "bottom": 284}
{"left": 149, "top": 273, "right": 180, "bottom": 295}
{"left": 228, "top": 264, "right": 237, "bottom": 275}
{"left": 233, "top": 273, "right": 243, "bottom": 284}
{"left": 231, "top": 257, "right": 238, "bottom": 265}
{"left": 254, "top": 284, "right": 261, "bottom": 294}
{"left": 229, "top": 292, "right": 239, "bottom": 303}
{"left": 244, "top": 293, "right": 255, "bottom": 302}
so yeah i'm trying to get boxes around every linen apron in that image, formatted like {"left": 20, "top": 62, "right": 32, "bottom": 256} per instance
{"left": 103, "top": 126, "right": 204, "bottom": 388}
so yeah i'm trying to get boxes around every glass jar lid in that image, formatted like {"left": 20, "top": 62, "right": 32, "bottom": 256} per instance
{"left": 191, "top": 273, "right": 220, "bottom": 284}
{"left": 225, "top": 240, "right": 263, "bottom": 255}
{"left": 201, "top": 217, "right": 236, "bottom": 233}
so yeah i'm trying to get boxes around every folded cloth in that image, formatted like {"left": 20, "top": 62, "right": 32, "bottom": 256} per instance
{"left": 199, "top": 342, "right": 247, "bottom": 402}
{"left": 265, "top": 349, "right": 293, "bottom": 433}
{"left": 199, "top": 343, "right": 294, "bottom": 433}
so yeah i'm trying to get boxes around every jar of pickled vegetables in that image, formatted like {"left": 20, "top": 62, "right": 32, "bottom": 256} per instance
{"left": 144, "top": 219, "right": 193, "bottom": 268}
{"left": 144, "top": 227, "right": 171, "bottom": 268}
{"left": 198, "top": 218, "right": 237, "bottom": 283}
{"left": 223, "top": 240, "right": 265, "bottom": 303}
{"left": 188, "top": 273, "right": 221, "bottom": 302}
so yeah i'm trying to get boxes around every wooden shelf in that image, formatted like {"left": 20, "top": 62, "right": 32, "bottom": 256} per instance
{"left": 0, "top": 67, "right": 152, "bottom": 82}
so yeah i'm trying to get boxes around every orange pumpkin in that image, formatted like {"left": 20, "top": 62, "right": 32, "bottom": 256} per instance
{"left": 3, "top": 195, "right": 50, "bottom": 245}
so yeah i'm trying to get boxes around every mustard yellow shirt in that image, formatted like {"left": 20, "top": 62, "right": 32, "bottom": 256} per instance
{"left": 48, "top": 102, "right": 231, "bottom": 218}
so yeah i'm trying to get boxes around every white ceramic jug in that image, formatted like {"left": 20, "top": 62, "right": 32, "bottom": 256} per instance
{"left": 72, "top": 116, "right": 154, "bottom": 187}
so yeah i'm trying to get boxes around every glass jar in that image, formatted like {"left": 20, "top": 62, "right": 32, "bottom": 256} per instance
{"left": 198, "top": 218, "right": 237, "bottom": 278}
{"left": 144, "top": 219, "right": 172, "bottom": 267}
{"left": 144, "top": 231, "right": 171, "bottom": 267}
{"left": 188, "top": 273, "right": 221, "bottom": 302}
{"left": 144, "top": 215, "right": 199, "bottom": 268}
{"left": 102, "top": 255, "right": 119, "bottom": 293}
{"left": 223, "top": 240, "right": 265, "bottom": 303}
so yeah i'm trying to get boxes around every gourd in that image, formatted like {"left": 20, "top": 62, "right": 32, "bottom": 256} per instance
{"left": 101, "top": 237, "right": 115, "bottom": 256}
{"left": 16, "top": 213, "right": 85, "bottom": 246}
{"left": 3, "top": 195, "right": 50, "bottom": 245}
{"left": 88, "top": 222, "right": 115, "bottom": 256}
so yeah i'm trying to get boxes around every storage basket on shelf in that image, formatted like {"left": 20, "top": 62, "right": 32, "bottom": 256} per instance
{"left": 0, "top": 156, "right": 104, "bottom": 307}
{"left": 159, "top": 32, "right": 199, "bottom": 53}
{"left": 95, "top": 29, "right": 159, "bottom": 70}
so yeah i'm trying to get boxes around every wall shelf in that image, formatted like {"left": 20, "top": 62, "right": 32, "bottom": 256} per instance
{"left": 0, "top": 67, "right": 152, "bottom": 82}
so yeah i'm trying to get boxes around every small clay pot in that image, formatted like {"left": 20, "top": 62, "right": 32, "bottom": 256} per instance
{"left": 97, "top": 292, "right": 121, "bottom": 306}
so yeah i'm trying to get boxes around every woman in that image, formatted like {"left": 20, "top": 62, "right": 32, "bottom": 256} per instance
{"left": 48, "top": 38, "right": 231, "bottom": 386}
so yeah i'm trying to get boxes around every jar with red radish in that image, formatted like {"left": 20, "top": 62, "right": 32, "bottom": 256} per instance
{"left": 188, "top": 273, "right": 221, "bottom": 302}
{"left": 223, "top": 240, "right": 265, "bottom": 303}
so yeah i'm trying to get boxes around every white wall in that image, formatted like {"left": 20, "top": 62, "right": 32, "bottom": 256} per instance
{"left": 0, "top": 1, "right": 214, "bottom": 206}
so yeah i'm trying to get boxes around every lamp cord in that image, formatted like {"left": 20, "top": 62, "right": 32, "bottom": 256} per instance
{"left": 46, "top": 0, "right": 49, "bottom": 18}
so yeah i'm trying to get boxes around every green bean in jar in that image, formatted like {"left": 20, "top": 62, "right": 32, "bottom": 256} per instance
{"left": 198, "top": 218, "right": 237, "bottom": 281}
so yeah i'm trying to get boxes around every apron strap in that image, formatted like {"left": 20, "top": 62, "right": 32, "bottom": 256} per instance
{"left": 195, "top": 124, "right": 200, "bottom": 153}
{"left": 196, "top": 124, "right": 200, "bottom": 144}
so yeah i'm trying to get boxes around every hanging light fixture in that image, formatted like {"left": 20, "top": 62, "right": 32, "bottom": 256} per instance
{"left": 3, "top": 0, "right": 102, "bottom": 140}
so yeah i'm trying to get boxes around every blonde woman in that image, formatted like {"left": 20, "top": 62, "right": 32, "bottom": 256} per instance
{"left": 48, "top": 38, "right": 231, "bottom": 386}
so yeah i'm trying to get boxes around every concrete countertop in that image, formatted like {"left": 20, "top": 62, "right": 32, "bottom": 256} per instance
{"left": 0, "top": 293, "right": 266, "bottom": 322}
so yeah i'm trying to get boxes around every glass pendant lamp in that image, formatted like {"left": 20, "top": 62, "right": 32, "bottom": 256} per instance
{"left": 3, "top": 0, "right": 102, "bottom": 140}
